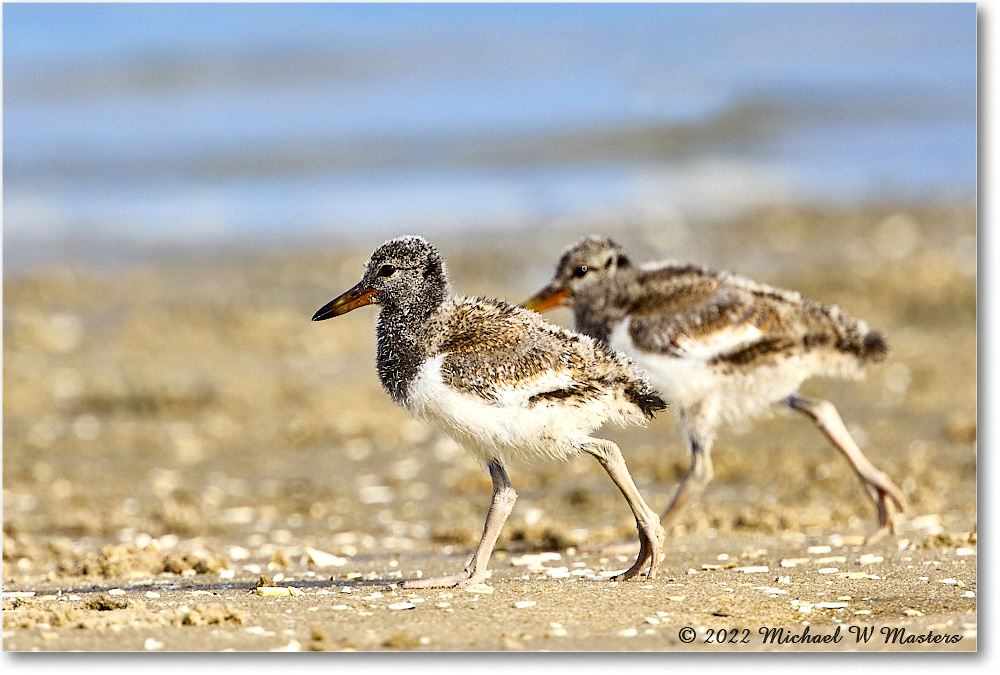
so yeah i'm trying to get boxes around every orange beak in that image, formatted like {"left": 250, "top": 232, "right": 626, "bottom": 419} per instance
{"left": 522, "top": 285, "right": 572, "bottom": 312}
{"left": 312, "top": 282, "right": 377, "bottom": 321}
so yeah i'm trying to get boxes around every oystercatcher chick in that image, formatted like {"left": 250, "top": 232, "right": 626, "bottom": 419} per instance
{"left": 524, "top": 236, "right": 905, "bottom": 542}
{"left": 312, "top": 235, "right": 666, "bottom": 587}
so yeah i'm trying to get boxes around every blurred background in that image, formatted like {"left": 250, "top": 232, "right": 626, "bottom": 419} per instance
{"left": 4, "top": 2, "right": 976, "bottom": 269}
{"left": 3, "top": 3, "right": 977, "bottom": 592}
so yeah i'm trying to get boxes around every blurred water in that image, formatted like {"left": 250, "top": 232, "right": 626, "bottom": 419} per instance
{"left": 2, "top": 3, "right": 977, "bottom": 268}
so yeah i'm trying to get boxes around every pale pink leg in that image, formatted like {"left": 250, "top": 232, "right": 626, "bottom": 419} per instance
{"left": 786, "top": 394, "right": 906, "bottom": 542}
{"left": 403, "top": 461, "right": 516, "bottom": 589}
{"left": 583, "top": 439, "right": 664, "bottom": 581}
{"left": 660, "top": 429, "right": 715, "bottom": 533}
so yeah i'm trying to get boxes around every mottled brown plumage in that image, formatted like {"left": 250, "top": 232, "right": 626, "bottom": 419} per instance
{"left": 525, "top": 235, "right": 904, "bottom": 541}
{"left": 437, "top": 297, "right": 664, "bottom": 418}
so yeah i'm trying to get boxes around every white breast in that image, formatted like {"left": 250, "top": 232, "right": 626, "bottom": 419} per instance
{"left": 404, "top": 354, "right": 645, "bottom": 466}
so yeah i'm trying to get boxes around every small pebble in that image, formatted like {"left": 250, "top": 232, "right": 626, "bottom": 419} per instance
{"left": 305, "top": 547, "right": 347, "bottom": 568}
{"left": 955, "top": 547, "right": 975, "bottom": 556}
{"left": 780, "top": 558, "right": 809, "bottom": 568}
{"left": 903, "top": 609, "right": 924, "bottom": 617}
{"left": 856, "top": 554, "right": 883, "bottom": 565}
{"left": 816, "top": 602, "right": 848, "bottom": 609}
{"left": 735, "top": 566, "right": 769, "bottom": 574}
{"left": 108, "top": 589, "right": 126, "bottom": 596}
{"left": 963, "top": 591, "right": 975, "bottom": 598}
{"left": 143, "top": 638, "right": 164, "bottom": 651}
{"left": 145, "top": 591, "right": 160, "bottom": 599}
{"left": 510, "top": 552, "right": 561, "bottom": 567}
{"left": 270, "top": 639, "right": 301, "bottom": 652}
{"left": 388, "top": 602, "right": 416, "bottom": 610}
{"left": 618, "top": 628, "right": 638, "bottom": 637}
{"left": 644, "top": 617, "right": 660, "bottom": 625}
{"left": 513, "top": 601, "right": 537, "bottom": 609}
{"left": 464, "top": 584, "right": 493, "bottom": 594}
{"left": 817, "top": 568, "right": 839, "bottom": 574}
{"left": 807, "top": 545, "right": 832, "bottom": 554}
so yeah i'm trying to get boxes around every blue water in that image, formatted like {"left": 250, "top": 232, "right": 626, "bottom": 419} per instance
{"left": 2, "top": 3, "right": 977, "bottom": 264}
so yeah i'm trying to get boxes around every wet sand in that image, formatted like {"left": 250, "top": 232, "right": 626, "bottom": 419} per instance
{"left": 2, "top": 202, "right": 977, "bottom": 651}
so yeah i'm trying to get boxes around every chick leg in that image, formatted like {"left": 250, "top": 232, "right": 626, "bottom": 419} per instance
{"left": 785, "top": 394, "right": 906, "bottom": 542}
{"left": 402, "top": 460, "right": 516, "bottom": 588}
{"left": 583, "top": 438, "right": 664, "bottom": 581}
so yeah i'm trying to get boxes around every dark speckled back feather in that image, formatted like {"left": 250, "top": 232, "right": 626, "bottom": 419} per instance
{"left": 622, "top": 265, "right": 886, "bottom": 369}
{"left": 437, "top": 297, "right": 665, "bottom": 419}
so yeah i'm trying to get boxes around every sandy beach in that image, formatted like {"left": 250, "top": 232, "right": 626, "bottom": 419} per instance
{"left": 2, "top": 202, "right": 977, "bottom": 651}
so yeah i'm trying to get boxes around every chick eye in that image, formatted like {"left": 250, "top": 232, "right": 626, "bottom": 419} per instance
{"left": 572, "top": 265, "right": 589, "bottom": 278}
{"left": 377, "top": 264, "right": 396, "bottom": 277}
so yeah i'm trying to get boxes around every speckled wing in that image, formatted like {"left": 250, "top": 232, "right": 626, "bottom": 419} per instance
{"left": 626, "top": 263, "right": 886, "bottom": 368}
{"left": 625, "top": 282, "right": 804, "bottom": 366}
{"left": 436, "top": 298, "right": 601, "bottom": 403}
{"left": 438, "top": 297, "right": 665, "bottom": 419}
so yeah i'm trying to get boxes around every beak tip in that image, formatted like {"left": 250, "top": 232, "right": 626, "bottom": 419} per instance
{"left": 523, "top": 286, "right": 571, "bottom": 312}
{"left": 312, "top": 284, "right": 377, "bottom": 322}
